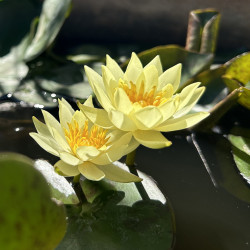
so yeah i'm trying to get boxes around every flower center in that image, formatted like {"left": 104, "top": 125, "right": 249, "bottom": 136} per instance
{"left": 119, "top": 80, "right": 168, "bottom": 107}
{"left": 64, "top": 120, "right": 110, "bottom": 155}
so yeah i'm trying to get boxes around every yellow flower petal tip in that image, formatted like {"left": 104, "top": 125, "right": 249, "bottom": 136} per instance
{"left": 30, "top": 98, "right": 139, "bottom": 183}
{"left": 83, "top": 53, "right": 209, "bottom": 149}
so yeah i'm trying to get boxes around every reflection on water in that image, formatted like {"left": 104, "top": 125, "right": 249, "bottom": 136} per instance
{"left": 0, "top": 102, "right": 250, "bottom": 250}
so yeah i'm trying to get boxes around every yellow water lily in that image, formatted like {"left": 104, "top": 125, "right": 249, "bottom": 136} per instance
{"left": 78, "top": 53, "right": 209, "bottom": 149}
{"left": 30, "top": 98, "right": 141, "bottom": 182}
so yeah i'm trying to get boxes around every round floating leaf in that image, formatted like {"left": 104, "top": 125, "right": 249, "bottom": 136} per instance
{"left": 0, "top": 153, "right": 66, "bottom": 250}
{"left": 57, "top": 162, "right": 174, "bottom": 250}
{"left": 34, "top": 159, "right": 79, "bottom": 205}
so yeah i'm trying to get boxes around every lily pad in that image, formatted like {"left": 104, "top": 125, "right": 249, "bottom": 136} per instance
{"left": 222, "top": 53, "right": 250, "bottom": 109}
{"left": 34, "top": 159, "right": 79, "bottom": 204}
{"left": 123, "top": 45, "right": 213, "bottom": 88}
{"left": 228, "top": 134, "right": 250, "bottom": 184}
{"left": 0, "top": 152, "right": 66, "bottom": 250}
{"left": 57, "top": 162, "right": 174, "bottom": 250}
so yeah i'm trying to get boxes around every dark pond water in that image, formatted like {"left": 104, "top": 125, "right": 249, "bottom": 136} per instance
{"left": 0, "top": 100, "right": 249, "bottom": 250}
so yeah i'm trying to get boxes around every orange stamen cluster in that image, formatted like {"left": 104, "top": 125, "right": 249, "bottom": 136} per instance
{"left": 64, "top": 120, "right": 110, "bottom": 155}
{"left": 119, "top": 80, "right": 168, "bottom": 107}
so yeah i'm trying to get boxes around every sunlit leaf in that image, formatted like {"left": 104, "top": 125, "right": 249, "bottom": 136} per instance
{"left": 34, "top": 159, "right": 79, "bottom": 204}
{"left": 222, "top": 52, "right": 250, "bottom": 109}
{"left": 0, "top": 152, "right": 66, "bottom": 250}
{"left": 228, "top": 134, "right": 250, "bottom": 184}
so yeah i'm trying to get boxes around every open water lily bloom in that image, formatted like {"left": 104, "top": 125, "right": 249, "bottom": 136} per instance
{"left": 30, "top": 98, "right": 141, "bottom": 182}
{"left": 78, "top": 53, "right": 209, "bottom": 149}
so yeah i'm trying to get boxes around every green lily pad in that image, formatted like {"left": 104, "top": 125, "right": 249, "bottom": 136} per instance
{"left": 57, "top": 162, "right": 174, "bottom": 250}
{"left": 228, "top": 134, "right": 250, "bottom": 184}
{"left": 34, "top": 159, "right": 79, "bottom": 205}
{"left": 123, "top": 45, "right": 213, "bottom": 89}
{"left": 222, "top": 52, "right": 250, "bottom": 109}
{"left": 0, "top": 152, "right": 66, "bottom": 250}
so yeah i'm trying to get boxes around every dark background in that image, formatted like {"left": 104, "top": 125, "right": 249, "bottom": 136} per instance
{"left": 0, "top": 0, "right": 249, "bottom": 57}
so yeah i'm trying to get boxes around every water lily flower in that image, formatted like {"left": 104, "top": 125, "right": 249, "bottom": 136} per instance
{"left": 30, "top": 98, "right": 141, "bottom": 182}
{"left": 78, "top": 53, "right": 209, "bottom": 149}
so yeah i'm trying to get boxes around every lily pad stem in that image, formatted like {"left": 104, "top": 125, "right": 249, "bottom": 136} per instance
{"left": 126, "top": 150, "right": 150, "bottom": 201}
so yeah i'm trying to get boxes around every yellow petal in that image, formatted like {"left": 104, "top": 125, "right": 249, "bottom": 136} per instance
{"left": 76, "top": 146, "right": 100, "bottom": 161}
{"left": 78, "top": 162, "right": 105, "bottom": 181}
{"left": 109, "top": 109, "right": 137, "bottom": 131}
{"left": 51, "top": 127, "right": 71, "bottom": 152}
{"left": 58, "top": 99, "right": 74, "bottom": 129}
{"left": 133, "top": 130, "right": 172, "bottom": 149}
{"left": 106, "top": 54, "right": 124, "bottom": 81}
{"left": 32, "top": 116, "right": 51, "bottom": 137}
{"left": 54, "top": 160, "right": 80, "bottom": 176}
{"left": 78, "top": 101, "right": 114, "bottom": 129}
{"left": 158, "top": 98, "right": 178, "bottom": 121}
{"left": 102, "top": 65, "right": 116, "bottom": 99}
{"left": 30, "top": 132, "right": 59, "bottom": 156}
{"left": 158, "top": 63, "right": 182, "bottom": 93}
{"left": 162, "top": 83, "right": 174, "bottom": 100}
{"left": 91, "top": 132, "right": 132, "bottom": 165}
{"left": 42, "top": 109, "right": 62, "bottom": 136}
{"left": 97, "top": 163, "right": 142, "bottom": 183}
{"left": 124, "top": 52, "right": 143, "bottom": 83}
{"left": 122, "top": 137, "right": 140, "bottom": 155}
{"left": 133, "top": 106, "right": 162, "bottom": 130}
{"left": 83, "top": 95, "right": 94, "bottom": 108}
{"left": 72, "top": 110, "right": 88, "bottom": 129}
{"left": 59, "top": 152, "right": 82, "bottom": 166}
{"left": 176, "top": 82, "right": 201, "bottom": 112}
{"left": 145, "top": 55, "right": 163, "bottom": 75}
{"left": 156, "top": 112, "right": 209, "bottom": 132}
{"left": 174, "top": 87, "right": 205, "bottom": 118}
{"left": 114, "top": 88, "right": 133, "bottom": 114}
{"left": 143, "top": 65, "right": 159, "bottom": 92}
{"left": 61, "top": 98, "right": 75, "bottom": 115}
{"left": 85, "top": 65, "right": 114, "bottom": 111}
{"left": 91, "top": 145, "right": 127, "bottom": 165}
